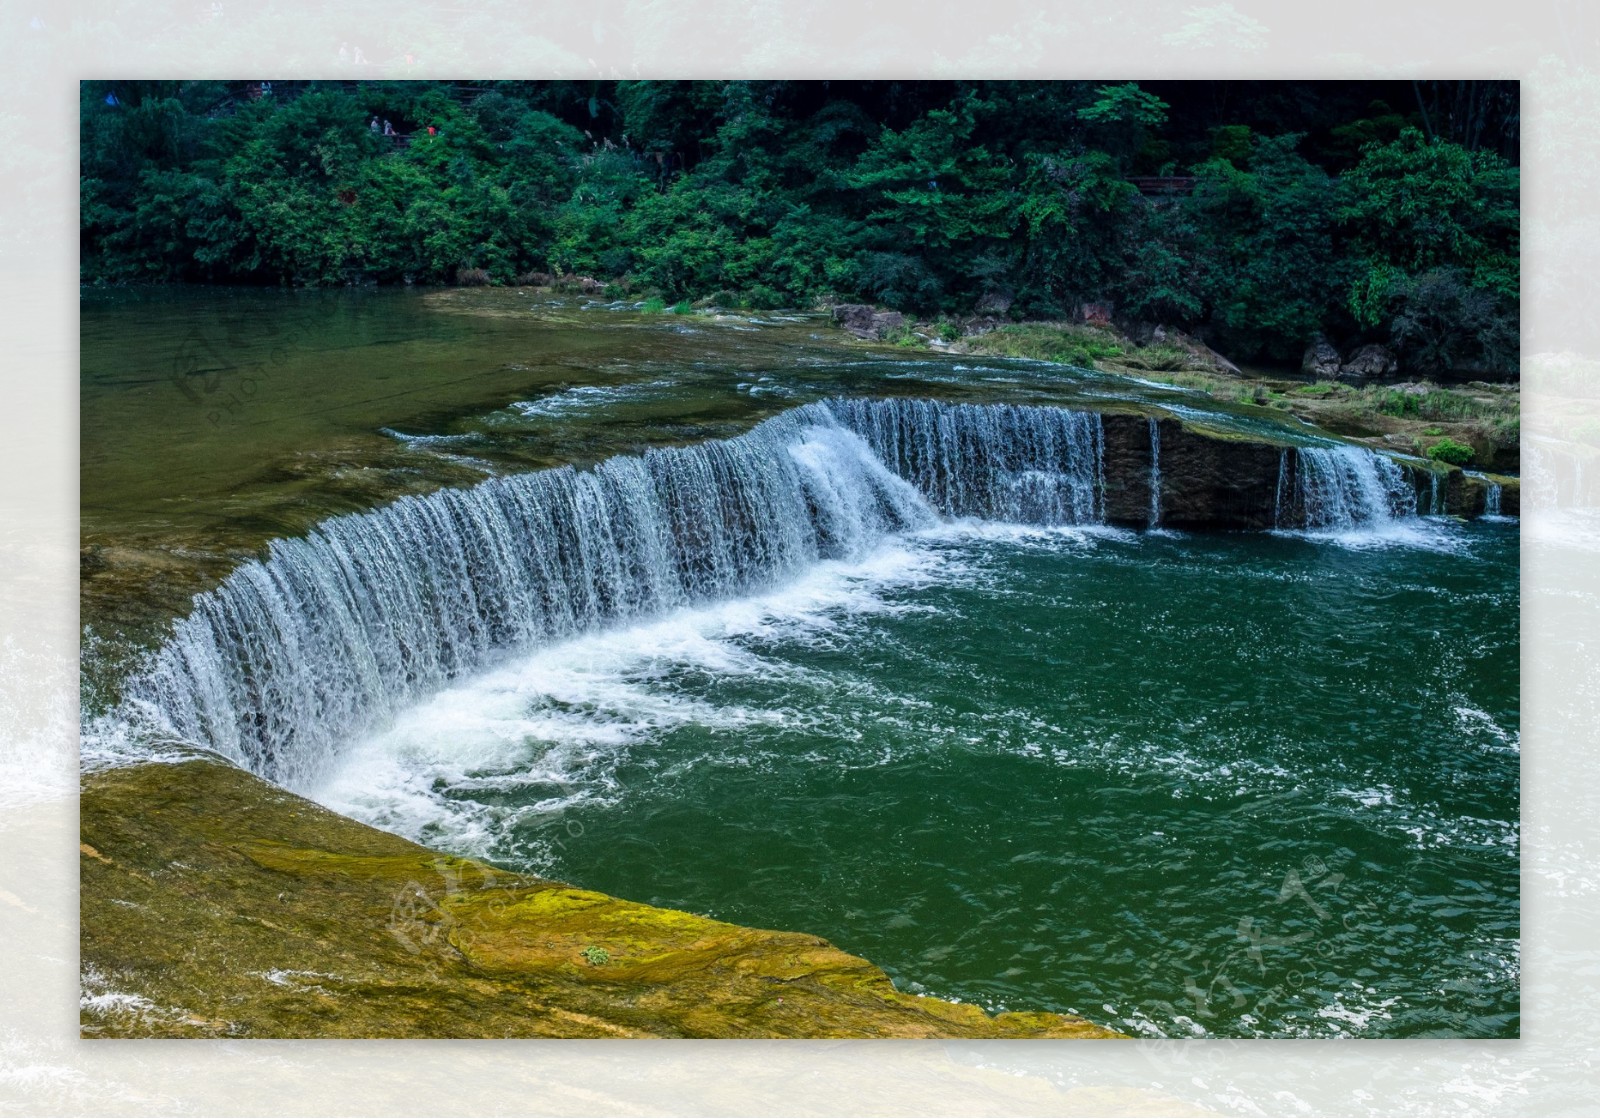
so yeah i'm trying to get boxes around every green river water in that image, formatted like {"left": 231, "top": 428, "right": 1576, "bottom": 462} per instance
{"left": 81, "top": 287, "right": 1519, "bottom": 1039}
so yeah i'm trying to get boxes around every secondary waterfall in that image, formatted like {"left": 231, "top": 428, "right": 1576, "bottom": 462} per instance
{"left": 829, "top": 398, "right": 1105, "bottom": 525}
{"left": 1148, "top": 418, "right": 1162, "bottom": 528}
{"left": 1274, "top": 445, "right": 1417, "bottom": 532}
{"left": 1486, "top": 483, "right": 1503, "bottom": 516}
{"left": 105, "top": 398, "right": 1109, "bottom": 788}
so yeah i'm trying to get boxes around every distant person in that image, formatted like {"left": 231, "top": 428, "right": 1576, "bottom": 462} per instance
{"left": 382, "top": 119, "right": 395, "bottom": 137}
{"left": 426, "top": 124, "right": 436, "bottom": 136}
{"left": 369, "top": 116, "right": 380, "bottom": 134}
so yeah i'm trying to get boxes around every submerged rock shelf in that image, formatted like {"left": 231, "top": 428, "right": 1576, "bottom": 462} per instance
{"left": 80, "top": 759, "right": 1123, "bottom": 1039}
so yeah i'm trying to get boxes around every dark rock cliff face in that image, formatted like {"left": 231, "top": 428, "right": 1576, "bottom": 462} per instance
{"left": 1104, "top": 416, "right": 1285, "bottom": 529}
{"left": 1448, "top": 470, "right": 1520, "bottom": 517}
{"left": 1100, "top": 414, "right": 1517, "bottom": 529}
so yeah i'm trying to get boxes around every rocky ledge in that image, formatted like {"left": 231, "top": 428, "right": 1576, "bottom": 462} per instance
{"left": 80, "top": 759, "right": 1124, "bottom": 1039}
{"left": 1100, "top": 415, "right": 1518, "bottom": 530}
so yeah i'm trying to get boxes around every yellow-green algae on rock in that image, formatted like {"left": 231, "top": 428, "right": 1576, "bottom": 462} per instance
{"left": 80, "top": 759, "right": 1124, "bottom": 1039}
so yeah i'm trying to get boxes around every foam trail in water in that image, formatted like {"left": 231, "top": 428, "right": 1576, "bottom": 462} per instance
{"left": 315, "top": 538, "right": 953, "bottom": 858}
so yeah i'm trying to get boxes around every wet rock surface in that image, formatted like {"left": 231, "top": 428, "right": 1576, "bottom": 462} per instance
{"left": 79, "top": 759, "right": 1125, "bottom": 1039}
{"left": 1100, "top": 414, "right": 1518, "bottom": 530}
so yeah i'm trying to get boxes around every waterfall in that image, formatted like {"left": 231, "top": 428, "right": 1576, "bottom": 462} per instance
{"left": 1274, "top": 446, "right": 1416, "bottom": 532}
{"left": 1148, "top": 418, "right": 1162, "bottom": 528}
{"left": 1486, "top": 483, "right": 1503, "bottom": 516}
{"left": 107, "top": 398, "right": 1109, "bottom": 788}
{"left": 828, "top": 398, "right": 1105, "bottom": 525}
{"left": 1275, "top": 449, "right": 1288, "bottom": 524}
{"left": 1429, "top": 472, "right": 1442, "bottom": 516}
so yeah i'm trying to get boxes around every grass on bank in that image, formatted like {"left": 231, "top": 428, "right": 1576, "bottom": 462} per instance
{"left": 958, "top": 323, "right": 1131, "bottom": 368}
{"left": 942, "top": 321, "right": 1520, "bottom": 466}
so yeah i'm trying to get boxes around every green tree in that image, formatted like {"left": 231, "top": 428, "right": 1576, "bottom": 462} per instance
{"left": 1183, "top": 133, "right": 1341, "bottom": 360}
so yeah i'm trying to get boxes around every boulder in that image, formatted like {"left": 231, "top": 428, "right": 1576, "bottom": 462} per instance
{"left": 870, "top": 310, "right": 906, "bottom": 336}
{"left": 1339, "top": 343, "right": 1399, "bottom": 383}
{"left": 1301, "top": 335, "right": 1342, "bottom": 380}
{"left": 1143, "top": 325, "right": 1241, "bottom": 375}
{"left": 831, "top": 305, "right": 907, "bottom": 340}
{"left": 831, "top": 304, "right": 878, "bottom": 338}
{"left": 975, "top": 290, "right": 1014, "bottom": 316}
{"left": 1076, "top": 300, "right": 1114, "bottom": 325}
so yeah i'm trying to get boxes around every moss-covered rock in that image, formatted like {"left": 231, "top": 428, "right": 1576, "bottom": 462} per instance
{"left": 80, "top": 759, "right": 1124, "bottom": 1040}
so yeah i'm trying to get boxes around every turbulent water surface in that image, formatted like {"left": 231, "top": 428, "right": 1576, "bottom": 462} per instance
{"left": 82, "top": 288, "right": 1519, "bottom": 1040}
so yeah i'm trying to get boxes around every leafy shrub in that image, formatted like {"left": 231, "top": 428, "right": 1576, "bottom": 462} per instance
{"left": 455, "top": 267, "right": 490, "bottom": 286}
{"left": 1425, "top": 436, "right": 1475, "bottom": 465}
{"left": 1389, "top": 268, "right": 1517, "bottom": 375}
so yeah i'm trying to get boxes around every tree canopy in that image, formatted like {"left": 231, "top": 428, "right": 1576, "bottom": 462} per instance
{"left": 80, "top": 79, "right": 1519, "bottom": 369}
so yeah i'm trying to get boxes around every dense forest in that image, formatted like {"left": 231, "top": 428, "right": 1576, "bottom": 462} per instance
{"left": 80, "top": 79, "right": 1519, "bottom": 369}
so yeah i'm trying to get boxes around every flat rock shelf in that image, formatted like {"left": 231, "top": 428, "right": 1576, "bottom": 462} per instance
{"left": 79, "top": 758, "right": 1124, "bottom": 1039}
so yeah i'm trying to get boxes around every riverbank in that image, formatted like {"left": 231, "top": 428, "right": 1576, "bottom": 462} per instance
{"left": 829, "top": 312, "right": 1521, "bottom": 475}
{"left": 80, "top": 757, "right": 1125, "bottom": 1039}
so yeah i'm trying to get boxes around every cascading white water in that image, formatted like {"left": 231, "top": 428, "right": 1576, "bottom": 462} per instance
{"left": 1465, "top": 470, "right": 1506, "bottom": 517}
{"left": 1430, "top": 472, "right": 1442, "bottom": 516}
{"left": 829, "top": 398, "right": 1105, "bottom": 525}
{"left": 103, "top": 398, "right": 1109, "bottom": 788}
{"left": 1148, "top": 417, "right": 1162, "bottom": 528}
{"left": 1275, "top": 445, "right": 1418, "bottom": 532}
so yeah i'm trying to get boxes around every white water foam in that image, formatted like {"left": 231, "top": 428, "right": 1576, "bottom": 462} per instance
{"left": 505, "top": 380, "right": 676, "bottom": 418}
{"left": 313, "top": 537, "right": 960, "bottom": 862}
